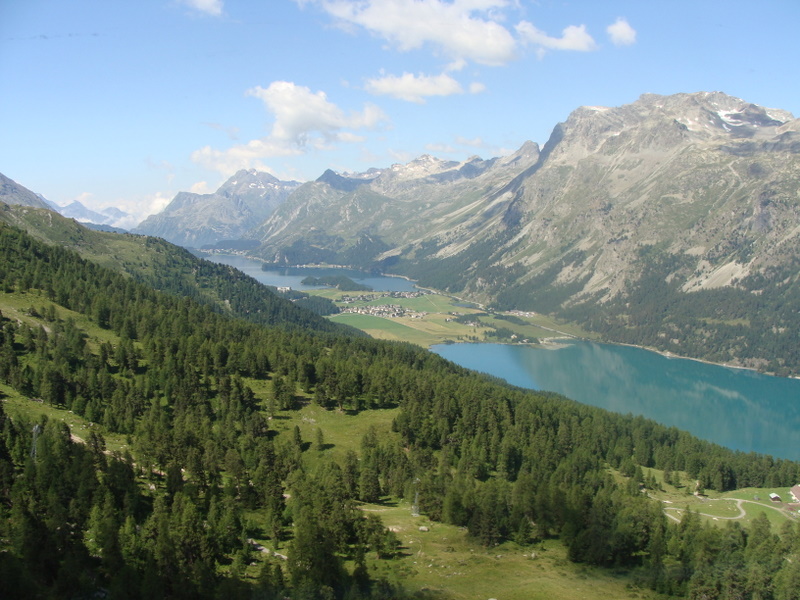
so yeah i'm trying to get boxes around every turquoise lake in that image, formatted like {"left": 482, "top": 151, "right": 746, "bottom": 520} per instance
{"left": 432, "top": 341, "right": 800, "bottom": 461}
{"left": 206, "top": 254, "right": 419, "bottom": 293}
{"left": 208, "top": 255, "right": 800, "bottom": 460}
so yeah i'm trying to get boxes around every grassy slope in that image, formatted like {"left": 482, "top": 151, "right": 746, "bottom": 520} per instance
{"left": 0, "top": 289, "right": 132, "bottom": 452}
{"left": 0, "top": 287, "right": 657, "bottom": 600}
{"left": 642, "top": 467, "right": 795, "bottom": 531}
{"left": 363, "top": 504, "right": 662, "bottom": 600}
{"left": 271, "top": 405, "right": 666, "bottom": 600}
{"left": 7, "top": 372, "right": 788, "bottom": 598}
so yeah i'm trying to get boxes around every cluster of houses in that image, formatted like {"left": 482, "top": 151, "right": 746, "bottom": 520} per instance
{"left": 506, "top": 309, "right": 537, "bottom": 318}
{"left": 340, "top": 303, "right": 427, "bottom": 319}
{"left": 338, "top": 290, "right": 430, "bottom": 304}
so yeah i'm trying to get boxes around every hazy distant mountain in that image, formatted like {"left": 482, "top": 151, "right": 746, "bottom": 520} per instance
{"left": 134, "top": 169, "right": 302, "bottom": 248}
{"left": 248, "top": 92, "right": 800, "bottom": 372}
{"left": 29, "top": 197, "right": 133, "bottom": 230}
{"left": 58, "top": 201, "right": 120, "bottom": 225}
{"left": 82, "top": 222, "right": 129, "bottom": 234}
{"left": 0, "top": 173, "right": 52, "bottom": 209}
{"left": 100, "top": 206, "right": 129, "bottom": 222}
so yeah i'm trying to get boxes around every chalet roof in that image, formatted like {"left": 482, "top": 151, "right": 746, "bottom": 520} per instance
{"left": 791, "top": 485, "right": 800, "bottom": 501}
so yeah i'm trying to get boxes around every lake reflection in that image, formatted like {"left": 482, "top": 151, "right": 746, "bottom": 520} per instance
{"left": 433, "top": 341, "right": 800, "bottom": 460}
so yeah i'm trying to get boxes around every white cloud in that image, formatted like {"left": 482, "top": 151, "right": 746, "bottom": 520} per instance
{"left": 247, "top": 81, "right": 386, "bottom": 146}
{"left": 300, "top": 1, "right": 623, "bottom": 69}
{"left": 365, "top": 72, "right": 464, "bottom": 103}
{"left": 191, "top": 138, "right": 301, "bottom": 176}
{"left": 308, "top": 0, "right": 518, "bottom": 66}
{"left": 178, "top": 0, "right": 224, "bottom": 17}
{"left": 468, "top": 81, "right": 486, "bottom": 95}
{"left": 192, "top": 81, "right": 388, "bottom": 175}
{"left": 516, "top": 21, "right": 597, "bottom": 54}
{"left": 607, "top": 17, "right": 636, "bottom": 46}
{"left": 98, "top": 191, "right": 176, "bottom": 229}
{"left": 140, "top": 192, "right": 174, "bottom": 219}
{"left": 189, "top": 181, "right": 212, "bottom": 194}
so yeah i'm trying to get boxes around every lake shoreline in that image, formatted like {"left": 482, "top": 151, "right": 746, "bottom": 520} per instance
{"left": 211, "top": 254, "right": 784, "bottom": 379}
{"left": 441, "top": 336, "right": 770, "bottom": 378}
{"left": 432, "top": 339, "right": 800, "bottom": 460}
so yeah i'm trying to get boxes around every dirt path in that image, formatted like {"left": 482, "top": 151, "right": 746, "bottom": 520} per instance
{"left": 663, "top": 498, "right": 790, "bottom": 523}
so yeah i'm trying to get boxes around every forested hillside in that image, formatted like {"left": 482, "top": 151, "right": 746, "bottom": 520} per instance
{"left": 0, "top": 203, "right": 344, "bottom": 332}
{"left": 3, "top": 220, "right": 800, "bottom": 599}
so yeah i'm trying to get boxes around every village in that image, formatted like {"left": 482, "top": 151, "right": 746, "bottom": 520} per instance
{"left": 338, "top": 290, "right": 431, "bottom": 303}
{"left": 337, "top": 290, "right": 433, "bottom": 319}
{"left": 339, "top": 303, "right": 428, "bottom": 319}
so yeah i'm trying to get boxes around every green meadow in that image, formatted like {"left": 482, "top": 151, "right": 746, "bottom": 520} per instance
{"left": 324, "top": 289, "right": 594, "bottom": 348}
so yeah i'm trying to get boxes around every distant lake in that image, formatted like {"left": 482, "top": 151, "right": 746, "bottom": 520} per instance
{"left": 432, "top": 341, "right": 800, "bottom": 461}
{"left": 206, "top": 254, "right": 419, "bottom": 293}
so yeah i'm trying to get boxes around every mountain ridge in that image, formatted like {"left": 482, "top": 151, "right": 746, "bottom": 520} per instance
{"left": 246, "top": 141, "right": 541, "bottom": 267}
{"left": 0, "top": 173, "right": 52, "bottom": 210}
{"left": 134, "top": 168, "right": 302, "bottom": 247}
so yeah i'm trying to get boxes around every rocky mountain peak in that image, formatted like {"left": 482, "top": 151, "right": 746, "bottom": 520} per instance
{"left": 134, "top": 169, "right": 302, "bottom": 247}
{"left": 385, "top": 154, "right": 460, "bottom": 181}
{"left": 539, "top": 91, "right": 795, "bottom": 165}
{"left": 315, "top": 169, "right": 376, "bottom": 192}
{"left": 219, "top": 169, "right": 294, "bottom": 199}
{"left": 225, "top": 168, "right": 281, "bottom": 186}
{"left": 0, "top": 173, "right": 52, "bottom": 209}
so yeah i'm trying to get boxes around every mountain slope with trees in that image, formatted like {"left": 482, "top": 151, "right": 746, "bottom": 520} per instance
{"left": 0, "top": 201, "right": 345, "bottom": 334}
{"left": 3, "top": 218, "right": 800, "bottom": 598}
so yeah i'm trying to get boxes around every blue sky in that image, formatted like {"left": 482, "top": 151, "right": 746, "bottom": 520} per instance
{"left": 2, "top": 0, "right": 798, "bottom": 227}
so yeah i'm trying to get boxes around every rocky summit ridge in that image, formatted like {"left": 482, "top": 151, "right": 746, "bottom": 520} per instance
{"left": 479, "top": 91, "right": 800, "bottom": 301}
{"left": 134, "top": 169, "right": 302, "bottom": 248}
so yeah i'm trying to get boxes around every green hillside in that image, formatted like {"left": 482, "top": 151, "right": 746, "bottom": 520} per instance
{"left": 3, "top": 219, "right": 800, "bottom": 599}
{"left": 0, "top": 203, "right": 345, "bottom": 334}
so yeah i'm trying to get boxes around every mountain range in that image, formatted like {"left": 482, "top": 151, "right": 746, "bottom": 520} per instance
{"left": 237, "top": 91, "right": 800, "bottom": 372}
{"left": 248, "top": 91, "right": 800, "bottom": 300}
{"left": 134, "top": 169, "right": 302, "bottom": 247}
{"left": 4, "top": 183, "right": 797, "bottom": 600}
{"left": 0, "top": 174, "right": 134, "bottom": 229}
{"left": 55, "top": 200, "right": 130, "bottom": 226}
{"left": 3, "top": 90, "right": 799, "bottom": 372}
